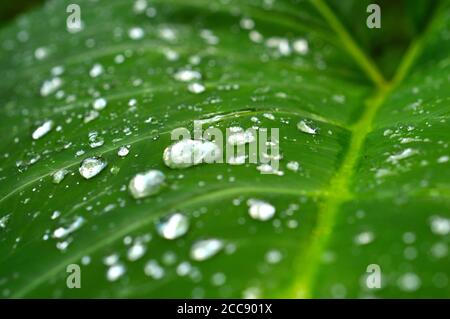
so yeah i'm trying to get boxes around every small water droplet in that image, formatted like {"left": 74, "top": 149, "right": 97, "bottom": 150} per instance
{"left": 354, "top": 231, "right": 374, "bottom": 245}
{"left": 286, "top": 161, "right": 299, "bottom": 172}
{"left": 430, "top": 215, "right": 450, "bottom": 235}
{"left": 174, "top": 69, "right": 201, "bottom": 82}
{"left": 52, "top": 216, "right": 84, "bottom": 239}
{"left": 398, "top": 273, "right": 421, "bottom": 292}
{"left": 156, "top": 213, "right": 189, "bottom": 240}
{"left": 127, "top": 242, "right": 146, "bottom": 261}
{"left": 128, "top": 170, "right": 165, "bottom": 199}
{"left": 89, "top": 63, "right": 103, "bottom": 78}
{"left": 79, "top": 156, "right": 107, "bottom": 179}
{"left": 144, "top": 260, "right": 165, "bottom": 279}
{"left": 32, "top": 120, "right": 54, "bottom": 140}
{"left": 265, "top": 249, "right": 282, "bottom": 264}
{"left": 297, "top": 120, "right": 317, "bottom": 135}
{"left": 52, "top": 169, "right": 68, "bottom": 184}
{"left": 93, "top": 98, "right": 107, "bottom": 110}
{"left": 128, "top": 27, "right": 144, "bottom": 40}
{"left": 187, "top": 82, "right": 205, "bottom": 94}
{"left": 107, "top": 264, "right": 126, "bottom": 282}
{"left": 247, "top": 199, "right": 276, "bottom": 221}
{"left": 190, "top": 239, "right": 223, "bottom": 261}
{"left": 117, "top": 146, "right": 129, "bottom": 157}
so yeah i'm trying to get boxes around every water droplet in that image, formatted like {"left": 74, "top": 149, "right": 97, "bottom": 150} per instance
{"left": 176, "top": 261, "right": 192, "bottom": 276}
{"left": 437, "top": 155, "right": 449, "bottom": 163}
{"left": 128, "top": 27, "right": 144, "bottom": 40}
{"left": 265, "top": 249, "right": 282, "bottom": 264}
{"left": 52, "top": 216, "right": 84, "bottom": 239}
{"left": 297, "top": 120, "right": 317, "bottom": 135}
{"left": 32, "top": 120, "right": 54, "bottom": 140}
{"left": 88, "top": 131, "right": 104, "bottom": 148}
{"left": 190, "top": 239, "right": 223, "bottom": 261}
{"left": 52, "top": 169, "right": 68, "bottom": 184}
{"left": 93, "top": 98, "right": 107, "bottom": 110}
{"left": 163, "top": 139, "right": 220, "bottom": 169}
{"left": 40, "top": 77, "right": 62, "bottom": 96}
{"left": 247, "top": 199, "right": 276, "bottom": 221}
{"left": 398, "top": 273, "right": 421, "bottom": 292}
{"left": 293, "top": 38, "right": 309, "bottom": 55}
{"left": 286, "top": 161, "right": 299, "bottom": 172}
{"left": 156, "top": 213, "right": 189, "bottom": 240}
{"left": 187, "top": 82, "right": 205, "bottom": 94}
{"left": 127, "top": 242, "right": 146, "bottom": 261}
{"left": 0, "top": 214, "right": 11, "bottom": 229}
{"left": 211, "top": 272, "right": 226, "bottom": 286}
{"left": 128, "top": 170, "right": 165, "bottom": 199}
{"left": 144, "top": 260, "right": 165, "bottom": 279}
{"left": 51, "top": 210, "right": 61, "bottom": 220}
{"left": 430, "top": 215, "right": 450, "bottom": 235}
{"left": 354, "top": 231, "right": 374, "bottom": 245}
{"left": 107, "top": 264, "right": 125, "bottom": 282}
{"left": 79, "top": 156, "right": 107, "bottom": 179}
{"left": 117, "top": 146, "right": 129, "bottom": 157}
{"left": 89, "top": 63, "right": 103, "bottom": 78}
{"left": 387, "top": 148, "right": 417, "bottom": 164}
{"left": 174, "top": 69, "right": 201, "bottom": 82}
{"left": 227, "top": 128, "right": 255, "bottom": 145}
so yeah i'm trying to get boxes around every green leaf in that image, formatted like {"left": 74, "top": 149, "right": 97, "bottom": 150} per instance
{"left": 0, "top": 0, "right": 449, "bottom": 298}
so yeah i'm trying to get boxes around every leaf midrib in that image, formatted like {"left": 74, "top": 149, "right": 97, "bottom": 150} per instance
{"left": 285, "top": 0, "right": 441, "bottom": 298}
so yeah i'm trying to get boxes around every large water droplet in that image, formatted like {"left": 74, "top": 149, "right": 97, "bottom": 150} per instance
{"left": 156, "top": 213, "right": 189, "bottom": 240}
{"left": 247, "top": 199, "right": 276, "bottom": 221}
{"left": 163, "top": 139, "right": 220, "bottom": 169}
{"left": 190, "top": 239, "right": 224, "bottom": 261}
{"left": 79, "top": 156, "right": 107, "bottom": 179}
{"left": 128, "top": 170, "right": 165, "bottom": 199}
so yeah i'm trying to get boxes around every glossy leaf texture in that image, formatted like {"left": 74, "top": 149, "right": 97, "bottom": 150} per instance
{"left": 0, "top": 0, "right": 449, "bottom": 298}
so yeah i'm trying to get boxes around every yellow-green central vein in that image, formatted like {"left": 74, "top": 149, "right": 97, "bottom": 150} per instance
{"left": 285, "top": 0, "right": 439, "bottom": 298}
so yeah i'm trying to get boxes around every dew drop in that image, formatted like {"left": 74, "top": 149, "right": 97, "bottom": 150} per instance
{"left": 174, "top": 69, "right": 201, "bottom": 82}
{"left": 156, "top": 213, "right": 189, "bottom": 240}
{"left": 265, "top": 249, "right": 282, "bottom": 264}
{"left": 247, "top": 199, "right": 276, "bottom": 221}
{"left": 354, "top": 231, "right": 374, "bottom": 245}
{"left": 286, "top": 161, "right": 299, "bottom": 172}
{"left": 430, "top": 215, "right": 450, "bottom": 235}
{"left": 52, "top": 216, "right": 84, "bottom": 239}
{"left": 52, "top": 169, "right": 68, "bottom": 184}
{"left": 89, "top": 63, "right": 103, "bottom": 78}
{"left": 93, "top": 97, "right": 107, "bottom": 110}
{"left": 128, "top": 27, "right": 144, "bottom": 40}
{"left": 128, "top": 170, "right": 165, "bottom": 199}
{"left": 297, "top": 120, "right": 317, "bottom": 135}
{"left": 117, "top": 146, "right": 129, "bottom": 157}
{"left": 398, "top": 273, "right": 421, "bottom": 292}
{"left": 187, "top": 82, "right": 205, "bottom": 94}
{"left": 32, "top": 120, "right": 54, "bottom": 140}
{"left": 127, "top": 242, "right": 146, "bottom": 261}
{"left": 190, "top": 239, "right": 224, "bottom": 261}
{"left": 79, "top": 156, "right": 107, "bottom": 179}
{"left": 144, "top": 260, "right": 165, "bottom": 279}
{"left": 163, "top": 139, "right": 220, "bottom": 169}
{"left": 107, "top": 264, "right": 125, "bottom": 282}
